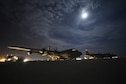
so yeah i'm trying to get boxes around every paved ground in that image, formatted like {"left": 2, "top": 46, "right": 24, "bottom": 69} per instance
{"left": 1, "top": 59, "right": 126, "bottom": 84}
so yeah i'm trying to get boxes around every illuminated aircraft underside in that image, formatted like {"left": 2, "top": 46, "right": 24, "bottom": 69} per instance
{"left": 8, "top": 46, "right": 82, "bottom": 61}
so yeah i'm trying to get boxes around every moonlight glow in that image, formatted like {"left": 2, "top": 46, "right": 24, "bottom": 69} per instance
{"left": 81, "top": 12, "right": 88, "bottom": 19}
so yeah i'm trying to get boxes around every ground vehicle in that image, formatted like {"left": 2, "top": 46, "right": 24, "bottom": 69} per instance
{"left": 5, "top": 54, "right": 18, "bottom": 62}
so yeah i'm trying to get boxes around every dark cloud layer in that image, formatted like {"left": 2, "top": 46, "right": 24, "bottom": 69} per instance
{"left": 0, "top": 0, "right": 126, "bottom": 56}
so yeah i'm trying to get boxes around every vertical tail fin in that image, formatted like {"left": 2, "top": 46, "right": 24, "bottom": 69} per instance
{"left": 85, "top": 49, "right": 89, "bottom": 55}
{"left": 47, "top": 46, "right": 51, "bottom": 51}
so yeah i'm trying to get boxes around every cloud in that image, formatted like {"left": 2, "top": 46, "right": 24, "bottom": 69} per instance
{"left": 1, "top": 0, "right": 126, "bottom": 56}
{"left": 0, "top": 0, "right": 102, "bottom": 49}
{"left": 14, "top": 0, "right": 99, "bottom": 46}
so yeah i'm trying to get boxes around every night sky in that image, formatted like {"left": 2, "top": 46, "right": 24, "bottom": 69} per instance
{"left": 0, "top": 0, "right": 126, "bottom": 58}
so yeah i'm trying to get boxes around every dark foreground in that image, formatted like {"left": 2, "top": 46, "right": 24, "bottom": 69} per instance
{"left": 1, "top": 59, "right": 126, "bottom": 84}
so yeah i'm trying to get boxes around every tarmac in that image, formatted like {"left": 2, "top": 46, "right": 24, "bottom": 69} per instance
{"left": 0, "top": 59, "right": 126, "bottom": 84}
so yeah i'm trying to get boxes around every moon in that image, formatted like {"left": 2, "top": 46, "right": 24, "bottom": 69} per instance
{"left": 81, "top": 12, "right": 88, "bottom": 19}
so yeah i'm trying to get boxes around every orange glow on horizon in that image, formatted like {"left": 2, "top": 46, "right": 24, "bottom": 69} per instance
{"left": 0, "top": 58, "right": 5, "bottom": 62}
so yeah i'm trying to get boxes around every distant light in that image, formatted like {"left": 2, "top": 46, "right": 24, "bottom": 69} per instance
{"left": 76, "top": 58, "right": 82, "bottom": 61}
{"left": 7, "top": 58, "right": 11, "bottom": 61}
{"left": 112, "top": 56, "right": 118, "bottom": 59}
{"left": 83, "top": 55, "right": 95, "bottom": 60}
{"left": 89, "top": 56, "right": 95, "bottom": 59}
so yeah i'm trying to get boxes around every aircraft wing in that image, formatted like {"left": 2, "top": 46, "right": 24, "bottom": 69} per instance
{"left": 8, "top": 46, "right": 31, "bottom": 51}
{"left": 8, "top": 46, "right": 44, "bottom": 55}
